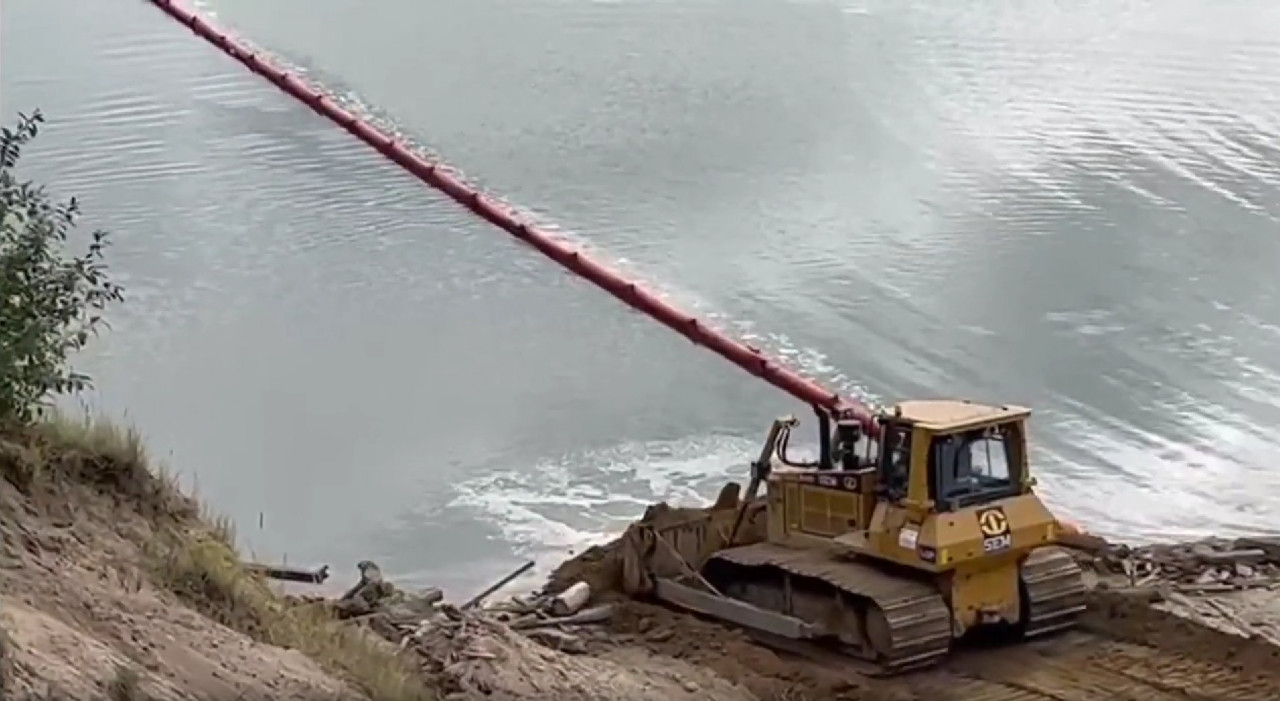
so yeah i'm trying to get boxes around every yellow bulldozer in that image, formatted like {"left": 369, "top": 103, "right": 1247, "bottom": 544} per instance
{"left": 618, "top": 399, "right": 1088, "bottom": 674}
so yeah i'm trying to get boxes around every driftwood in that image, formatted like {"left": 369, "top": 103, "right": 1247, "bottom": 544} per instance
{"left": 551, "top": 581, "right": 591, "bottom": 616}
{"left": 510, "top": 604, "right": 615, "bottom": 630}
{"left": 1234, "top": 537, "right": 1280, "bottom": 558}
{"left": 245, "top": 562, "right": 331, "bottom": 584}
{"left": 1198, "top": 549, "right": 1266, "bottom": 564}
{"left": 419, "top": 588, "right": 445, "bottom": 606}
{"left": 462, "top": 560, "right": 535, "bottom": 610}
{"left": 341, "top": 561, "right": 384, "bottom": 601}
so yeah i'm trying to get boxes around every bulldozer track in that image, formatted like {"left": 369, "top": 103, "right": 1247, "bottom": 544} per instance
{"left": 650, "top": 540, "right": 1279, "bottom": 698}
{"left": 707, "top": 541, "right": 954, "bottom": 671}
{"left": 1020, "top": 546, "right": 1088, "bottom": 639}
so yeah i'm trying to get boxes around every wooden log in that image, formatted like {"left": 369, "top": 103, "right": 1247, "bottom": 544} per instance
{"left": 551, "top": 581, "right": 591, "bottom": 616}
{"left": 1233, "top": 537, "right": 1280, "bottom": 558}
{"left": 1174, "top": 582, "right": 1238, "bottom": 594}
{"left": 1198, "top": 549, "right": 1266, "bottom": 564}
{"left": 245, "top": 563, "right": 331, "bottom": 584}
{"left": 462, "top": 560, "right": 535, "bottom": 610}
{"left": 420, "top": 587, "right": 444, "bottom": 605}
{"left": 511, "top": 604, "right": 615, "bottom": 629}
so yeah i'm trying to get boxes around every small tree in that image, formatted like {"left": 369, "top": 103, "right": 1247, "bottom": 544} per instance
{"left": 1, "top": 110, "right": 124, "bottom": 426}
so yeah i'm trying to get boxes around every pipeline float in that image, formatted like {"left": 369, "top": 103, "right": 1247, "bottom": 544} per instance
{"left": 144, "top": 0, "right": 880, "bottom": 433}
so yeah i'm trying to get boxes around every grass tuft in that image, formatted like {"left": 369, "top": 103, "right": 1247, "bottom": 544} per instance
{"left": 1, "top": 411, "right": 193, "bottom": 522}
{"left": 2, "top": 412, "right": 435, "bottom": 701}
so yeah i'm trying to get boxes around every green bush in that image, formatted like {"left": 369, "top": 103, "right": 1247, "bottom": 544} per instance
{"left": 1, "top": 110, "right": 124, "bottom": 425}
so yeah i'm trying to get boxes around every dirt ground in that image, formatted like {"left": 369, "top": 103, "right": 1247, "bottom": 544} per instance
{"left": 558, "top": 564, "right": 1280, "bottom": 701}
{"left": 536, "top": 506, "right": 1280, "bottom": 701}
{"left": 407, "top": 609, "right": 758, "bottom": 701}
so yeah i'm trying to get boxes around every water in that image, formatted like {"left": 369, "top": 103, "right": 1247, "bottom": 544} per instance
{"left": 3, "top": 0, "right": 1278, "bottom": 597}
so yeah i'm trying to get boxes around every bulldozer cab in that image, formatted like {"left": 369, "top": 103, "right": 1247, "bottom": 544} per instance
{"left": 759, "top": 399, "right": 1061, "bottom": 573}
{"left": 875, "top": 399, "right": 1030, "bottom": 513}
{"left": 829, "top": 399, "right": 1062, "bottom": 572}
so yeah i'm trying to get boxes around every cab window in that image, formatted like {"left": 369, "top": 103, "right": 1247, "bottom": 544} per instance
{"left": 927, "top": 424, "right": 1021, "bottom": 511}
{"left": 967, "top": 437, "right": 1010, "bottom": 482}
{"left": 877, "top": 425, "right": 911, "bottom": 500}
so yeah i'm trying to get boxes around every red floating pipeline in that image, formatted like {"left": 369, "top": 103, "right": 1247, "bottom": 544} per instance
{"left": 145, "top": 0, "right": 879, "bottom": 434}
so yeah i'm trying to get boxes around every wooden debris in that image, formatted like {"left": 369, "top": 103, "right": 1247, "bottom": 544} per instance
{"left": 312, "top": 563, "right": 616, "bottom": 675}
{"left": 1074, "top": 535, "right": 1280, "bottom": 593}
{"left": 551, "top": 581, "right": 591, "bottom": 616}
{"left": 462, "top": 560, "right": 535, "bottom": 610}
{"left": 511, "top": 604, "right": 615, "bottom": 630}
{"left": 1198, "top": 548, "right": 1266, "bottom": 564}
{"left": 420, "top": 587, "right": 445, "bottom": 606}
{"left": 245, "top": 562, "right": 331, "bottom": 584}
{"left": 1234, "top": 537, "right": 1280, "bottom": 559}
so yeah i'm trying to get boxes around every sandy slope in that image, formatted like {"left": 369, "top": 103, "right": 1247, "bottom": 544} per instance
{"left": 0, "top": 472, "right": 759, "bottom": 701}
{"left": 0, "top": 476, "right": 358, "bottom": 701}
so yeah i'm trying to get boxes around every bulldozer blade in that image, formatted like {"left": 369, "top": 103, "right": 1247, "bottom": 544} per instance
{"left": 652, "top": 577, "right": 816, "bottom": 640}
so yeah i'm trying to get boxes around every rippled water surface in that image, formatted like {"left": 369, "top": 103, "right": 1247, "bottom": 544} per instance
{"left": 3, "top": 0, "right": 1278, "bottom": 595}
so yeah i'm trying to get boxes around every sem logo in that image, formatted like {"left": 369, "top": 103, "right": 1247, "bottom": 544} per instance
{"left": 982, "top": 533, "right": 1012, "bottom": 554}
{"left": 977, "top": 507, "right": 1012, "bottom": 555}
{"left": 977, "top": 507, "right": 1010, "bottom": 538}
